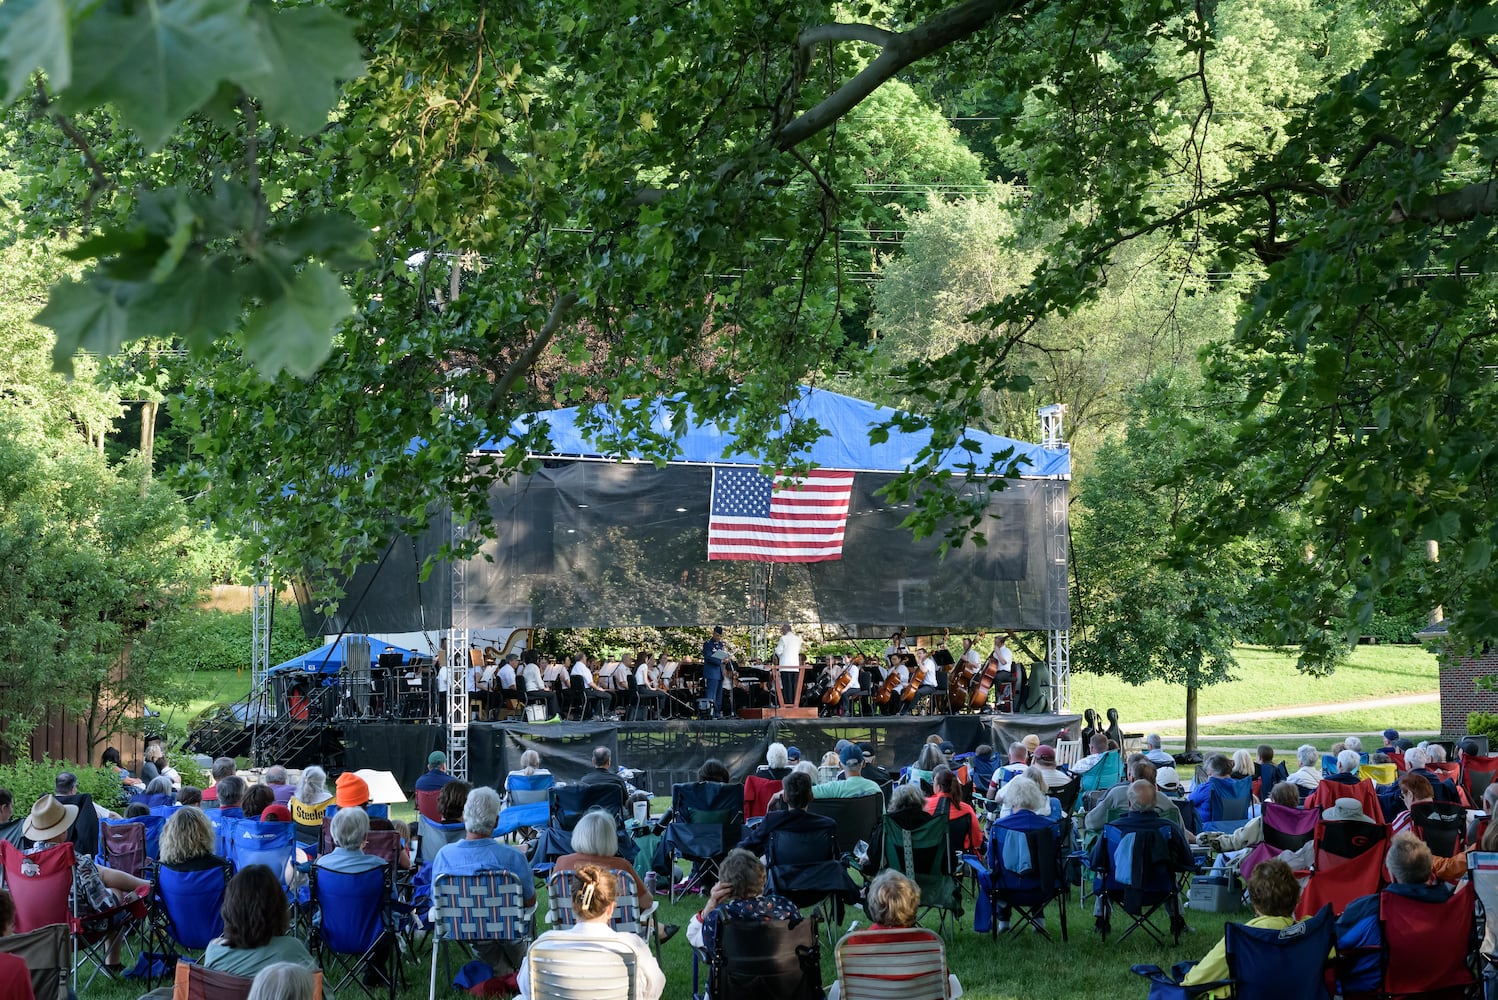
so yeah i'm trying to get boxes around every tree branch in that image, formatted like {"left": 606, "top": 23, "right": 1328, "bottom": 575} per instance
{"left": 1389, "top": 179, "right": 1497, "bottom": 224}
{"left": 774, "top": 0, "right": 1017, "bottom": 152}
{"left": 34, "top": 81, "right": 113, "bottom": 230}
{"left": 489, "top": 290, "right": 580, "bottom": 405}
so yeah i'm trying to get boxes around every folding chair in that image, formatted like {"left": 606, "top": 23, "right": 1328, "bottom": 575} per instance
{"left": 764, "top": 826, "right": 858, "bottom": 944}
{"left": 974, "top": 812, "right": 1069, "bottom": 941}
{"left": 878, "top": 800, "right": 959, "bottom": 936}
{"left": 418, "top": 815, "right": 467, "bottom": 862}
{"left": 1359, "top": 763, "right": 1398, "bottom": 786}
{"left": 99, "top": 815, "right": 164, "bottom": 878}
{"left": 1202, "top": 776, "right": 1253, "bottom": 834}
{"left": 1090, "top": 814, "right": 1194, "bottom": 945}
{"left": 310, "top": 861, "right": 402, "bottom": 1000}
{"left": 1464, "top": 755, "right": 1498, "bottom": 805}
{"left": 743, "top": 775, "right": 782, "bottom": 821}
{"left": 414, "top": 788, "right": 443, "bottom": 823}
{"left": 546, "top": 867, "right": 657, "bottom": 946}
{"left": 495, "top": 772, "right": 555, "bottom": 839}
{"left": 807, "top": 794, "right": 884, "bottom": 858}
{"left": 54, "top": 794, "right": 100, "bottom": 857}
{"left": 527, "top": 936, "right": 636, "bottom": 1000}
{"left": 692, "top": 914, "right": 821, "bottom": 1000}
{"left": 170, "top": 960, "right": 325, "bottom": 999}
{"left": 428, "top": 870, "right": 534, "bottom": 1000}
{"left": 1294, "top": 820, "right": 1389, "bottom": 918}
{"left": 533, "top": 783, "right": 631, "bottom": 865}
{"left": 835, "top": 926, "right": 950, "bottom": 1000}
{"left": 1079, "top": 751, "right": 1123, "bottom": 794}
{"left": 661, "top": 781, "right": 745, "bottom": 901}
{"left": 1346, "top": 882, "right": 1477, "bottom": 1000}
{"left": 1238, "top": 801, "right": 1318, "bottom": 882}
{"left": 1132, "top": 903, "right": 1336, "bottom": 1000}
{"left": 146, "top": 858, "right": 233, "bottom": 977}
{"left": 0, "top": 922, "right": 69, "bottom": 1000}
{"left": 1049, "top": 775, "right": 1083, "bottom": 818}
{"left": 228, "top": 819, "right": 297, "bottom": 885}
{"left": 1408, "top": 799, "right": 1466, "bottom": 858}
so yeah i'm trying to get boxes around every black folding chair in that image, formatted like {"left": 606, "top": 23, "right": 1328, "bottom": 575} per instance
{"left": 661, "top": 781, "right": 744, "bottom": 901}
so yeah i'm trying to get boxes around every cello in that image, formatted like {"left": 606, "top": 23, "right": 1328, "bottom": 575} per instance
{"left": 899, "top": 653, "right": 923, "bottom": 704}
{"left": 967, "top": 631, "right": 1003, "bottom": 711}
{"left": 946, "top": 629, "right": 976, "bottom": 712}
{"left": 873, "top": 664, "right": 903, "bottom": 706}
{"left": 822, "top": 663, "right": 854, "bottom": 706}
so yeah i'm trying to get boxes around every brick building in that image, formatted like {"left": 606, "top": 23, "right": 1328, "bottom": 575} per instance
{"left": 1425, "top": 620, "right": 1498, "bottom": 735}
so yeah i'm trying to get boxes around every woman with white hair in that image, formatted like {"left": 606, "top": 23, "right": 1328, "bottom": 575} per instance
{"left": 248, "top": 962, "right": 319, "bottom": 1000}
{"left": 554, "top": 810, "right": 651, "bottom": 916}
{"left": 1305, "top": 749, "right": 1380, "bottom": 816}
{"left": 756, "top": 743, "right": 792, "bottom": 780}
{"left": 289, "top": 765, "right": 333, "bottom": 845}
{"left": 314, "top": 807, "right": 385, "bottom": 874}
{"left": 1287, "top": 745, "right": 1322, "bottom": 792}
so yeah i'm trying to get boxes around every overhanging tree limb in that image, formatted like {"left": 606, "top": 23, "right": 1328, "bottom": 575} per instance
{"left": 775, "top": 0, "right": 1019, "bottom": 152}
{"left": 489, "top": 290, "right": 580, "bottom": 406}
{"left": 1390, "top": 179, "right": 1497, "bottom": 224}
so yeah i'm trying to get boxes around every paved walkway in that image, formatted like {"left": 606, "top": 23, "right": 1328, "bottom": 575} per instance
{"left": 1134, "top": 691, "right": 1438, "bottom": 732}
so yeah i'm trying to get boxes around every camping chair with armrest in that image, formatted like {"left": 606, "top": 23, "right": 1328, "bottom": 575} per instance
{"left": 834, "top": 926, "right": 950, "bottom": 1000}
{"left": 99, "top": 815, "right": 164, "bottom": 879}
{"left": 1463, "top": 754, "right": 1498, "bottom": 806}
{"left": 878, "top": 799, "right": 959, "bottom": 937}
{"left": 806, "top": 794, "right": 884, "bottom": 861}
{"left": 171, "top": 961, "right": 325, "bottom": 1000}
{"left": 527, "top": 936, "right": 636, "bottom": 1000}
{"left": 1237, "top": 801, "right": 1319, "bottom": 883}
{"left": 0, "top": 922, "right": 69, "bottom": 1000}
{"left": 764, "top": 826, "right": 859, "bottom": 945}
{"left": 1050, "top": 774, "right": 1083, "bottom": 819}
{"left": 428, "top": 869, "right": 535, "bottom": 1000}
{"left": 1253, "top": 760, "right": 1289, "bottom": 799}
{"left": 662, "top": 781, "right": 745, "bottom": 902}
{"left": 1340, "top": 881, "right": 1477, "bottom": 1000}
{"left": 692, "top": 912, "right": 822, "bottom": 1000}
{"left": 1090, "top": 814, "right": 1195, "bottom": 945}
{"left": 1359, "top": 763, "right": 1398, "bottom": 786}
{"left": 494, "top": 771, "right": 556, "bottom": 839}
{"left": 1202, "top": 776, "right": 1254, "bottom": 835}
{"left": 1132, "top": 903, "right": 1337, "bottom": 1000}
{"left": 970, "top": 811, "right": 1069, "bottom": 942}
{"left": 144, "top": 857, "right": 233, "bottom": 982}
{"left": 227, "top": 818, "right": 296, "bottom": 882}
{"left": 414, "top": 789, "right": 443, "bottom": 824}
{"left": 310, "top": 860, "right": 403, "bottom": 1000}
{"left": 743, "top": 775, "right": 782, "bottom": 822}
{"left": 1294, "top": 820, "right": 1390, "bottom": 918}
{"left": 1472, "top": 852, "right": 1498, "bottom": 992}
{"left": 545, "top": 867, "right": 657, "bottom": 952}
{"left": 1408, "top": 799, "right": 1466, "bottom": 859}
{"left": 532, "top": 783, "right": 633, "bottom": 866}
{"left": 418, "top": 815, "right": 467, "bottom": 862}
{"left": 1079, "top": 751, "right": 1124, "bottom": 795}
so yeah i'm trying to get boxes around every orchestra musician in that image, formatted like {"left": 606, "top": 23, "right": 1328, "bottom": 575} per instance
{"left": 990, "top": 633, "right": 1015, "bottom": 682}
{"left": 903, "top": 647, "right": 939, "bottom": 715}
{"left": 877, "top": 655, "right": 908, "bottom": 716}
{"left": 495, "top": 653, "right": 520, "bottom": 716}
{"left": 634, "top": 653, "right": 667, "bottom": 717}
{"left": 701, "top": 626, "right": 734, "bottom": 719}
{"left": 834, "top": 657, "right": 863, "bottom": 717}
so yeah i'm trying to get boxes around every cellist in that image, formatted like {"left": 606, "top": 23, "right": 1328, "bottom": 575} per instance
{"left": 876, "top": 654, "right": 909, "bottom": 716}
{"left": 833, "top": 656, "right": 864, "bottom": 717}
{"left": 901, "top": 647, "right": 940, "bottom": 715}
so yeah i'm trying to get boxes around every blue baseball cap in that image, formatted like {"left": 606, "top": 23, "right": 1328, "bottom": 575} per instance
{"left": 786, "top": 746, "right": 801, "bottom": 761}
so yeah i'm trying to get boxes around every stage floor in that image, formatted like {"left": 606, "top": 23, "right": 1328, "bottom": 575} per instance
{"left": 339, "top": 711, "right": 1080, "bottom": 794}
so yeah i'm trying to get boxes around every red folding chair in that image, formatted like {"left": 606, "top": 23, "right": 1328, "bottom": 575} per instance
{"left": 1295, "top": 820, "right": 1389, "bottom": 918}
{"left": 743, "top": 775, "right": 781, "bottom": 821}
{"left": 1462, "top": 755, "right": 1498, "bottom": 805}
{"left": 414, "top": 788, "right": 442, "bottom": 823}
{"left": 1380, "top": 882, "right": 1475, "bottom": 999}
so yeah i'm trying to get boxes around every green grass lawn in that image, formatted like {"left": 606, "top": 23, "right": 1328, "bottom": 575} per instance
{"left": 79, "top": 867, "right": 1239, "bottom": 1000}
{"left": 1070, "top": 643, "right": 1438, "bottom": 725}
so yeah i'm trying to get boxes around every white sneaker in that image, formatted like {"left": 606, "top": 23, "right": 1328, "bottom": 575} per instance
{"left": 996, "top": 920, "right": 1010, "bottom": 932}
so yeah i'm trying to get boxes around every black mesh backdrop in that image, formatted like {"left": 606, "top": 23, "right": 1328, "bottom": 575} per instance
{"left": 296, "top": 462, "right": 1069, "bottom": 634}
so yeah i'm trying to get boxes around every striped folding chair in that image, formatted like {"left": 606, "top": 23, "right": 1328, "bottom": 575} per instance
{"left": 527, "top": 936, "right": 636, "bottom": 1000}
{"left": 545, "top": 868, "right": 657, "bottom": 947}
{"left": 835, "top": 926, "right": 951, "bottom": 1000}
{"left": 428, "top": 870, "right": 534, "bottom": 1000}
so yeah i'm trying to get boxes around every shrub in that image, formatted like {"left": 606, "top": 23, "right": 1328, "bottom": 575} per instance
{"left": 1467, "top": 712, "right": 1498, "bottom": 744}
{"left": 0, "top": 757, "right": 131, "bottom": 812}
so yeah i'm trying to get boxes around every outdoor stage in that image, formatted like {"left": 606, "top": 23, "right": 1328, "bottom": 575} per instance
{"left": 339, "top": 712, "right": 1082, "bottom": 794}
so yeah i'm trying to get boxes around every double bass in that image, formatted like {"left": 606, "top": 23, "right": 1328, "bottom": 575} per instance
{"left": 967, "top": 631, "right": 1004, "bottom": 711}
{"left": 945, "top": 629, "right": 976, "bottom": 712}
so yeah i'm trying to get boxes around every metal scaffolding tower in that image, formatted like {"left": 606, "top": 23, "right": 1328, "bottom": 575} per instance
{"left": 1038, "top": 404, "right": 1071, "bottom": 713}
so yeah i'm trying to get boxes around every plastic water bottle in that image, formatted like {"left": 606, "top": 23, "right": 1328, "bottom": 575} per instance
{"left": 645, "top": 870, "right": 658, "bottom": 895}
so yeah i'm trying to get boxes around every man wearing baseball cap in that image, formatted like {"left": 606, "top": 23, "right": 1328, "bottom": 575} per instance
{"left": 1378, "top": 729, "right": 1401, "bottom": 755}
{"left": 416, "top": 750, "right": 454, "bottom": 793}
{"left": 1031, "top": 744, "right": 1074, "bottom": 789}
{"left": 812, "top": 744, "right": 882, "bottom": 799}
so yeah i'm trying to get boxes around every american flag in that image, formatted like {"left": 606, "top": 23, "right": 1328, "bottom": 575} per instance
{"left": 707, "top": 467, "right": 855, "bottom": 562}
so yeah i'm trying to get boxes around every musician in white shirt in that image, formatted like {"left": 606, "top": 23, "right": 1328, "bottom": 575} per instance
{"left": 879, "top": 656, "right": 910, "bottom": 717}
{"left": 773, "top": 625, "right": 803, "bottom": 707}
{"left": 901, "top": 648, "right": 940, "bottom": 716}
{"left": 960, "top": 637, "right": 982, "bottom": 670}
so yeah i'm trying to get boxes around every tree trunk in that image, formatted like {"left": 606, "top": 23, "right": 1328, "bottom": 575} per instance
{"left": 1185, "top": 685, "right": 1199, "bottom": 752}
{"left": 139, "top": 399, "right": 158, "bottom": 495}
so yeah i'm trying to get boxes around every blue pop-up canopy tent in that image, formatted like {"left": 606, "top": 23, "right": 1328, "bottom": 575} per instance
{"left": 268, "top": 635, "right": 421, "bottom": 676}
{"left": 487, "top": 384, "right": 1071, "bottom": 477}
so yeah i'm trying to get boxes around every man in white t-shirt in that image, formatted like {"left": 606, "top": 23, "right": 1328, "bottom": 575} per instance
{"left": 773, "top": 625, "right": 803, "bottom": 707}
{"left": 960, "top": 637, "right": 982, "bottom": 671}
{"left": 901, "top": 647, "right": 940, "bottom": 715}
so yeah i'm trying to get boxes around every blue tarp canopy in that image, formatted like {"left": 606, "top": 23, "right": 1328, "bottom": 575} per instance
{"left": 484, "top": 385, "right": 1070, "bottom": 478}
{"left": 268, "top": 635, "right": 421, "bottom": 676}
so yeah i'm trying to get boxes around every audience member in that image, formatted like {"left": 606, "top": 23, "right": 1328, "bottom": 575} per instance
{"left": 517, "top": 863, "right": 665, "bottom": 1000}
{"left": 201, "top": 757, "right": 237, "bottom": 803}
{"left": 739, "top": 771, "right": 835, "bottom": 855}
{"left": 438, "top": 780, "right": 471, "bottom": 824}
{"left": 579, "top": 747, "right": 631, "bottom": 799}
{"left": 1029, "top": 745, "right": 1074, "bottom": 790}
{"left": 1086, "top": 757, "right": 1186, "bottom": 834}
{"left": 247, "top": 963, "right": 318, "bottom": 1000}
{"left": 289, "top": 765, "right": 333, "bottom": 835}
{"left": 178, "top": 786, "right": 202, "bottom": 807}
{"left": 416, "top": 751, "right": 455, "bottom": 795}
{"left": 0, "top": 789, "right": 19, "bottom": 847}
{"left": 1337, "top": 834, "right": 1449, "bottom": 995}
{"left": 1404, "top": 747, "right": 1461, "bottom": 803}
{"left": 1071, "top": 734, "right": 1112, "bottom": 775}
{"left": 315, "top": 807, "right": 384, "bottom": 875}
{"left": 0, "top": 889, "right": 34, "bottom": 1000}
{"left": 756, "top": 743, "right": 792, "bottom": 781}
{"left": 1181, "top": 859, "right": 1299, "bottom": 996}
{"left": 263, "top": 765, "right": 295, "bottom": 805}
{"left": 1143, "top": 734, "right": 1174, "bottom": 768}
{"left": 1287, "top": 745, "right": 1322, "bottom": 792}
{"left": 202, "top": 865, "right": 317, "bottom": 978}
{"left": 928, "top": 766, "right": 982, "bottom": 853}
{"left": 432, "top": 787, "right": 534, "bottom": 975}
{"left": 1188, "top": 755, "right": 1234, "bottom": 826}
{"left": 241, "top": 784, "right": 275, "bottom": 820}
{"left": 825, "top": 871, "right": 961, "bottom": 1000}
{"left": 812, "top": 745, "right": 882, "bottom": 799}
{"left": 1378, "top": 729, "right": 1401, "bottom": 755}
{"left": 686, "top": 849, "right": 800, "bottom": 960}
{"left": 1305, "top": 750, "right": 1379, "bottom": 815}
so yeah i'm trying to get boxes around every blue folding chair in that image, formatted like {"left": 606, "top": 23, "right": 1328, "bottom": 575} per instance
{"left": 429, "top": 870, "right": 534, "bottom": 999}
{"left": 229, "top": 820, "right": 297, "bottom": 884}
{"left": 1202, "top": 776, "right": 1253, "bottom": 834}
{"left": 145, "top": 859, "right": 233, "bottom": 981}
{"left": 417, "top": 815, "right": 467, "bottom": 863}
{"left": 1133, "top": 904, "right": 1336, "bottom": 999}
{"left": 970, "top": 811, "right": 1070, "bottom": 941}
{"left": 1091, "top": 815, "right": 1195, "bottom": 945}
{"left": 495, "top": 772, "right": 555, "bottom": 838}
{"left": 311, "top": 862, "right": 401, "bottom": 1000}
